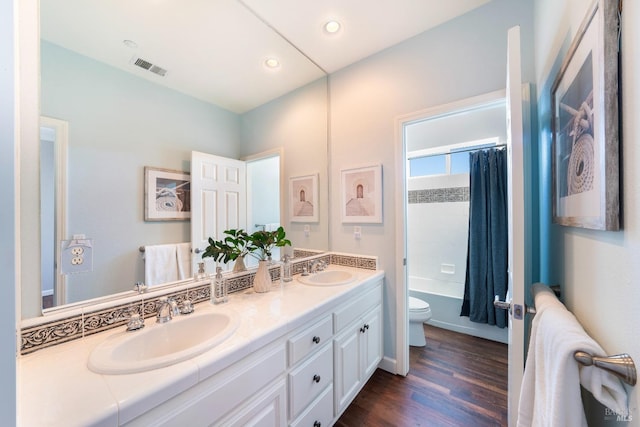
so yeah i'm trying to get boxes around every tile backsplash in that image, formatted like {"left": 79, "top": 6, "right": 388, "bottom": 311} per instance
{"left": 20, "top": 251, "right": 377, "bottom": 355}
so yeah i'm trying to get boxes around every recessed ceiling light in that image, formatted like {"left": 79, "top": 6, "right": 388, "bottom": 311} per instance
{"left": 122, "top": 39, "right": 138, "bottom": 49}
{"left": 264, "top": 57, "right": 280, "bottom": 69}
{"left": 324, "top": 20, "right": 341, "bottom": 34}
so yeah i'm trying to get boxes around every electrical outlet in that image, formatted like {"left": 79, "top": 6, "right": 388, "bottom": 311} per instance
{"left": 60, "top": 236, "right": 93, "bottom": 274}
{"left": 354, "top": 226, "right": 362, "bottom": 240}
{"left": 304, "top": 224, "right": 310, "bottom": 237}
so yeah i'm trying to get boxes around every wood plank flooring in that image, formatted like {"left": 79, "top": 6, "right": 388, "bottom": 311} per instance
{"left": 335, "top": 324, "right": 508, "bottom": 427}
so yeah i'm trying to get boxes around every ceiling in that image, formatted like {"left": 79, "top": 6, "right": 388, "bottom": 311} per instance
{"left": 40, "top": 0, "right": 490, "bottom": 113}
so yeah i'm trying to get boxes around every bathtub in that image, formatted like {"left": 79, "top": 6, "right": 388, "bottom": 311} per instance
{"left": 409, "top": 276, "right": 508, "bottom": 344}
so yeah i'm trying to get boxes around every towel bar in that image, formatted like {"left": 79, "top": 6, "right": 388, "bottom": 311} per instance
{"left": 138, "top": 245, "right": 192, "bottom": 253}
{"left": 528, "top": 283, "right": 637, "bottom": 386}
{"left": 574, "top": 351, "right": 637, "bottom": 386}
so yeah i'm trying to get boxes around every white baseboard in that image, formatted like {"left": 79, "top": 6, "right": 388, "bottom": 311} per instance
{"left": 378, "top": 356, "right": 397, "bottom": 374}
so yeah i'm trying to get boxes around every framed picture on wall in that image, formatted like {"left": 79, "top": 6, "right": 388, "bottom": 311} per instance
{"left": 340, "top": 164, "right": 383, "bottom": 224}
{"left": 289, "top": 174, "right": 319, "bottom": 222}
{"left": 551, "top": 0, "right": 619, "bottom": 230}
{"left": 144, "top": 167, "right": 191, "bottom": 221}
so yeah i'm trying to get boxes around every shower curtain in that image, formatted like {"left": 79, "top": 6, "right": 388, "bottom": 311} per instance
{"left": 460, "top": 148, "right": 508, "bottom": 328}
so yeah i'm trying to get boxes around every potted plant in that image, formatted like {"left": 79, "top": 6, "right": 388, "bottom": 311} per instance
{"left": 248, "top": 226, "right": 292, "bottom": 262}
{"left": 248, "top": 226, "right": 292, "bottom": 293}
{"left": 201, "top": 228, "right": 254, "bottom": 272}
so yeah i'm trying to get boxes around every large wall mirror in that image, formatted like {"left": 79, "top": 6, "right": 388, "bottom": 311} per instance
{"left": 24, "top": 0, "right": 329, "bottom": 318}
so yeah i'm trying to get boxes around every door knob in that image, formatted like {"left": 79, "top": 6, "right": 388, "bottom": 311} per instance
{"left": 493, "top": 295, "right": 511, "bottom": 311}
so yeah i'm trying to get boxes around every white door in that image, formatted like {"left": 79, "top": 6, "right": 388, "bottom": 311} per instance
{"left": 505, "top": 25, "right": 526, "bottom": 426}
{"left": 190, "top": 151, "right": 246, "bottom": 274}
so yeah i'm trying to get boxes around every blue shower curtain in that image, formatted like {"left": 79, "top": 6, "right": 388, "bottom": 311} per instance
{"left": 460, "top": 148, "right": 508, "bottom": 328}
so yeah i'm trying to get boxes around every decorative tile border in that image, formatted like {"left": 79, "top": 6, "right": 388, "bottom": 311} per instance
{"left": 293, "top": 248, "right": 325, "bottom": 258}
{"left": 408, "top": 186, "right": 469, "bottom": 204}
{"left": 20, "top": 251, "right": 378, "bottom": 355}
{"left": 21, "top": 315, "right": 84, "bottom": 355}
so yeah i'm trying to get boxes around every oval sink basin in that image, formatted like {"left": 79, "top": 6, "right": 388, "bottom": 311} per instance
{"left": 297, "top": 270, "right": 357, "bottom": 286}
{"left": 88, "top": 310, "right": 239, "bottom": 375}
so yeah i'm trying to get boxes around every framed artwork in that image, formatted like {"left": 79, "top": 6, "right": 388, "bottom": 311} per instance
{"left": 290, "top": 174, "right": 319, "bottom": 222}
{"left": 551, "top": 0, "right": 619, "bottom": 230}
{"left": 341, "top": 164, "right": 382, "bottom": 224}
{"left": 144, "top": 167, "right": 191, "bottom": 221}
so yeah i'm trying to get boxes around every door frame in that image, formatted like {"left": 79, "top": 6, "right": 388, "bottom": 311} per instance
{"left": 242, "top": 147, "right": 285, "bottom": 235}
{"left": 393, "top": 89, "right": 507, "bottom": 376}
{"left": 40, "top": 116, "right": 69, "bottom": 308}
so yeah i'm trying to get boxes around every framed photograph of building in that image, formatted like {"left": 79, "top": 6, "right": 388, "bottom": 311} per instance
{"left": 289, "top": 173, "right": 319, "bottom": 222}
{"left": 144, "top": 167, "right": 191, "bottom": 221}
{"left": 341, "top": 164, "right": 382, "bottom": 224}
{"left": 551, "top": 0, "right": 619, "bottom": 230}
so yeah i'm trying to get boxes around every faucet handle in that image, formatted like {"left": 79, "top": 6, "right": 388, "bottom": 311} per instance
{"left": 125, "top": 313, "right": 145, "bottom": 331}
{"left": 180, "top": 299, "right": 194, "bottom": 315}
{"left": 133, "top": 281, "right": 147, "bottom": 294}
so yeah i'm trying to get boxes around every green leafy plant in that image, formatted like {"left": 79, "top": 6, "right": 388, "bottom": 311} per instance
{"left": 201, "top": 229, "right": 254, "bottom": 264}
{"left": 248, "top": 226, "right": 292, "bottom": 261}
{"left": 202, "top": 226, "right": 292, "bottom": 265}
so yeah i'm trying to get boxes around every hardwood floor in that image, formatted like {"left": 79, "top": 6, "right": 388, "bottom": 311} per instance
{"left": 336, "top": 324, "right": 508, "bottom": 427}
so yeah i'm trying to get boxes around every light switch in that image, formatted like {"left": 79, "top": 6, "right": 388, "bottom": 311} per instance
{"left": 304, "top": 224, "right": 310, "bottom": 237}
{"left": 354, "top": 226, "right": 362, "bottom": 240}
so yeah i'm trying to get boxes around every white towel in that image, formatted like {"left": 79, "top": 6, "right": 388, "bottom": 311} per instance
{"left": 176, "top": 242, "right": 192, "bottom": 280}
{"left": 265, "top": 223, "right": 280, "bottom": 232}
{"left": 517, "top": 284, "right": 628, "bottom": 427}
{"left": 144, "top": 244, "right": 178, "bottom": 286}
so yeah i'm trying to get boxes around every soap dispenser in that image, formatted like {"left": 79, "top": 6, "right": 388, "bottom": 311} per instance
{"left": 196, "top": 262, "right": 207, "bottom": 280}
{"left": 211, "top": 267, "right": 228, "bottom": 304}
{"left": 281, "top": 254, "right": 292, "bottom": 282}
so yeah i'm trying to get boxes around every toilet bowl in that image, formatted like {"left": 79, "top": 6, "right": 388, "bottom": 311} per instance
{"left": 409, "top": 296, "right": 432, "bottom": 347}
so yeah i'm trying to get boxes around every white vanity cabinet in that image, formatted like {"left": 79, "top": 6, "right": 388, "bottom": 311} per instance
{"left": 20, "top": 267, "right": 385, "bottom": 427}
{"left": 124, "top": 342, "right": 287, "bottom": 426}
{"left": 287, "top": 315, "right": 334, "bottom": 426}
{"left": 333, "top": 282, "right": 383, "bottom": 417}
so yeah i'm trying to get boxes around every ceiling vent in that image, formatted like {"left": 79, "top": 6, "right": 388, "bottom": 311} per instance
{"left": 131, "top": 56, "right": 167, "bottom": 77}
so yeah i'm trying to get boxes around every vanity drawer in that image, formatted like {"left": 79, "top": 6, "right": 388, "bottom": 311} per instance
{"left": 288, "top": 342, "right": 333, "bottom": 420}
{"left": 290, "top": 384, "right": 333, "bottom": 427}
{"left": 288, "top": 315, "right": 332, "bottom": 366}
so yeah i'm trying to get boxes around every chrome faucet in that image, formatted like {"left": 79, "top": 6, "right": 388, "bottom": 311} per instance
{"left": 156, "top": 297, "right": 173, "bottom": 323}
{"left": 310, "top": 259, "right": 327, "bottom": 273}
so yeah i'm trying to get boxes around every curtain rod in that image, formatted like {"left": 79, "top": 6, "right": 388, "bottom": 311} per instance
{"left": 409, "top": 143, "right": 506, "bottom": 160}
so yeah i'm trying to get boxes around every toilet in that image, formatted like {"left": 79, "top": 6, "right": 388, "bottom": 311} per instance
{"left": 409, "top": 296, "right": 432, "bottom": 347}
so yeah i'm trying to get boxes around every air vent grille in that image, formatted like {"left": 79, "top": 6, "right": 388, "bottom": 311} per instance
{"left": 132, "top": 57, "right": 167, "bottom": 77}
{"left": 149, "top": 65, "right": 167, "bottom": 76}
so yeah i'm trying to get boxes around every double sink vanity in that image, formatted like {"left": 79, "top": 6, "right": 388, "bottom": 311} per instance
{"left": 19, "top": 255, "right": 384, "bottom": 426}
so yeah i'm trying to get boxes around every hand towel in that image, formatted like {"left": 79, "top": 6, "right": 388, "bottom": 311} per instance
{"left": 144, "top": 244, "right": 178, "bottom": 286}
{"left": 176, "top": 242, "right": 192, "bottom": 280}
{"left": 517, "top": 284, "right": 628, "bottom": 427}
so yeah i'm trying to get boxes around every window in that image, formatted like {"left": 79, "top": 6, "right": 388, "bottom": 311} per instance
{"left": 408, "top": 138, "right": 499, "bottom": 178}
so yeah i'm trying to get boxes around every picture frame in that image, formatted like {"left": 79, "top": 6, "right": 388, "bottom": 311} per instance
{"left": 341, "top": 164, "right": 383, "bottom": 224}
{"left": 551, "top": 0, "right": 619, "bottom": 230}
{"left": 289, "top": 173, "right": 319, "bottom": 222}
{"left": 144, "top": 167, "right": 191, "bottom": 221}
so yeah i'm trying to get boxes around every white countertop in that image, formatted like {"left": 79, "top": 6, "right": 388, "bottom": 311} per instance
{"left": 18, "top": 266, "right": 384, "bottom": 427}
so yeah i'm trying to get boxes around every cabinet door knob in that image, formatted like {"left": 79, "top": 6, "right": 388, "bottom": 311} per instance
{"left": 364, "top": 324, "right": 370, "bottom": 330}
{"left": 360, "top": 327, "right": 366, "bottom": 333}
{"left": 312, "top": 336, "right": 320, "bottom": 344}
{"left": 313, "top": 374, "right": 321, "bottom": 383}
{"left": 314, "top": 422, "right": 321, "bottom": 427}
